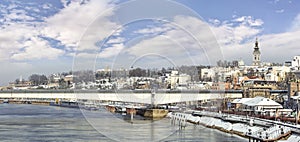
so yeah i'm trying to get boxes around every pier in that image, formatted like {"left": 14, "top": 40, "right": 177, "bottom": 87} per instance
{"left": 246, "top": 125, "right": 291, "bottom": 142}
{"left": 190, "top": 110, "right": 300, "bottom": 141}
{"left": 169, "top": 111, "right": 299, "bottom": 141}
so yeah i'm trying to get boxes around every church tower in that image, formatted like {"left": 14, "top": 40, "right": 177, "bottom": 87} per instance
{"left": 252, "top": 38, "right": 261, "bottom": 66}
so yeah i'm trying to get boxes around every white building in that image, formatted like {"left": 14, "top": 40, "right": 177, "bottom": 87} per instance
{"left": 200, "top": 68, "right": 215, "bottom": 81}
{"left": 238, "top": 60, "right": 245, "bottom": 67}
{"left": 241, "top": 97, "right": 283, "bottom": 116}
{"left": 292, "top": 55, "right": 300, "bottom": 70}
{"left": 166, "top": 71, "right": 191, "bottom": 89}
{"left": 265, "top": 66, "right": 290, "bottom": 82}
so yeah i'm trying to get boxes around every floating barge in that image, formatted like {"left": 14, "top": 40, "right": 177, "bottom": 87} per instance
{"left": 141, "top": 109, "right": 169, "bottom": 118}
{"left": 49, "top": 101, "right": 79, "bottom": 108}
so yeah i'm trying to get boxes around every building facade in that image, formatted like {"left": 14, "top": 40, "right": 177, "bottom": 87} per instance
{"left": 292, "top": 55, "right": 300, "bottom": 70}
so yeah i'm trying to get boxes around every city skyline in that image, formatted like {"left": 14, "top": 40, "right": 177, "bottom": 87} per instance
{"left": 1, "top": 0, "right": 300, "bottom": 85}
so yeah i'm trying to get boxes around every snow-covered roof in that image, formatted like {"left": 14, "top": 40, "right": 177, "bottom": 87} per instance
{"left": 278, "top": 109, "right": 293, "bottom": 112}
{"left": 242, "top": 97, "right": 282, "bottom": 108}
{"left": 232, "top": 99, "right": 240, "bottom": 103}
{"left": 291, "top": 95, "right": 300, "bottom": 100}
{"left": 242, "top": 97, "right": 264, "bottom": 106}
{"left": 65, "top": 75, "right": 73, "bottom": 78}
{"left": 232, "top": 98, "right": 252, "bottom": 104}
{"left": 256, "top": 99, "right": 282, "bottom": 107}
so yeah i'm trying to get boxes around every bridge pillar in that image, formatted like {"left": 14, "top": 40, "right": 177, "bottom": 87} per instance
{"left": 151, "top": 89, "right": 156, "bottom": 108}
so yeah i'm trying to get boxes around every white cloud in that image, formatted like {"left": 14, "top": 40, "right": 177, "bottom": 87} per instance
{"left": 233, "top": 16, "right": 246, "bottom": 22}
{"left": 2, "top": 7, "right": 293, "bottom": 69}
{"left": 42, "top": 0, "right": 119, "bottom": 51}
{"left": 208, "top": 18, "right": 221, "bottom": 26}
{"left": 274, "top": 0, "right": 280, "bottom": 4}
{"left": 6, "top": 3, "right": 18, "bottom": 10}
{"left": 11, "top": 37, "right": 65, "bottom": 61}
{"left": 75, "top": 52, "right": 97, "bottom": 59}
{"left": 134, "top": 26, "right": 172, "bottom": 34}
{"left": 1, "top": 0, "right": 300, "bottom": 85}
{"left": 125, "top": 35, "right": 184, "bottom": 57}
{"left": 0, "top": 22, "right": 65, "bottom": 61}
{"left": 275, "top": 9, "right": 285, "bottom": 13}
{"left": 211, "top": 16, "right": 262, "bottom": 47}
{"left": 98, "top": 43, "right": 124, "bottom": 58}
{"left": 233, "top": 16, "right": 264, "bottom": 27}
{"left": 60, "top": 0, "right": 70, "bottom": 7}
{"left": 289, "top": 13, "right": 300, "bottom": 31}
{"left": 120, "top": 16, "right": 221, "bottom": 66}
{"left": 1, "top": 7, "right": 36, "bottom": 24}
{"left": 130, "top": 15, "right": 300, "bottom": 64}
{"left": 211, "top": 14, "right": 300, "bottom": 64}
{"left": 249, "top": 19, "right": 264, "bottom": 26}
{"left": 106, "top": 37, "right": 125, "bottom": 44}
{"left": 0, "top": 24, "right": 38, "bottom": 60}
{"left": 5, "top": 11, "right": 35, "bottom": 21}
{"left": 214, "top": 24, "right": 260, "bottom": 46}
{"left": 42, "top": 3, "right": 52, "bottom": 9}
{"left": 227, "top": 29, "right": 300, "bottom": 64}
{"left": 0, "top": 0, "right": 122, "bottom": 85}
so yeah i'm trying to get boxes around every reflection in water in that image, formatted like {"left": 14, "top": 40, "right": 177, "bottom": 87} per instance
{"left": 0, "top": 104, "right": 246, "bottom": 141}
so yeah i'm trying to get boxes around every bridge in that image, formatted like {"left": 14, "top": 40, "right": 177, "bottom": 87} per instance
{"left": 0, "top": 89, "right": 287, "bottom": 104}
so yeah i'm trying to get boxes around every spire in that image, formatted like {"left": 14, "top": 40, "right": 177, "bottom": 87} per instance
{"left": 255, "top": 37, "right": 258, "bottom": 48}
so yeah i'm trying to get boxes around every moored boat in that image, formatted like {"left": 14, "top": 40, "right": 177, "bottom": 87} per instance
{"left": 50, "top": 101, "right": 79, "bottom": 108}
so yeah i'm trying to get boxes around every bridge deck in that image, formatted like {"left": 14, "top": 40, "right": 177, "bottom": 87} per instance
{"left": 0, "top": 89, "right": 285, "bottom": 104}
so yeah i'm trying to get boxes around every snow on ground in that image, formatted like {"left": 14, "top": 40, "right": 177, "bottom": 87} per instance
{"left": 170, "top": 112, "right": 299, "bottom": 141}
{"left": 199, "top": 116, "right": 245, "bottom": 131}
{"left": 232, "top": 123, "right": 261, "bottom": 134}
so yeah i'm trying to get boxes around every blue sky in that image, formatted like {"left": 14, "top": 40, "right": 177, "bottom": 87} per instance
{"left": 179, "top": 0, "right": 298, "bottom": 34}
{"left": 0, "top": 0, "right": 300, "bottom": 85}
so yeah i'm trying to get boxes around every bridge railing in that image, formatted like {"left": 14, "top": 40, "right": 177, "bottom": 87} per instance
{"left": 0, "top": 89, "right": 245, "bottom": 94}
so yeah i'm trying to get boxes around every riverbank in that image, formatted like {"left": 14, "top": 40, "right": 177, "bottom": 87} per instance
{"left": 169, "top": 111, "right": 300, "bottom": 142}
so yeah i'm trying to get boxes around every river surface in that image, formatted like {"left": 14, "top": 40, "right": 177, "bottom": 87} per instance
{"left": 0, "top": 104, "right": 247, "bottom": 142}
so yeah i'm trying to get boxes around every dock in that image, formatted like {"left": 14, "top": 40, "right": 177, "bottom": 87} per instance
{"left": 187, "top": 110, "right": 300, "bottom": 141}
{"left": 245, "top": 125, "right": 291, "bottom": 142}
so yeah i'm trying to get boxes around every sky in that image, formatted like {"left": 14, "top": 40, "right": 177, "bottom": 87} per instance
{"left": 0, "top": 0, "right": 300, "bottom": 85}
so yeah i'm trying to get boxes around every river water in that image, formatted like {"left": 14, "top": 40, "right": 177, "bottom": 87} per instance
{"left": 0, "top": 104, "right": 246, "bottom": 142}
